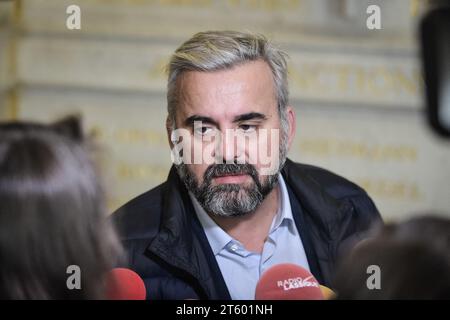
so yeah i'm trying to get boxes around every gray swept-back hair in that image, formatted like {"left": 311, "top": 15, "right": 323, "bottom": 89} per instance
{"left": 166, "top": 30, "right": 290, "bottom": 130}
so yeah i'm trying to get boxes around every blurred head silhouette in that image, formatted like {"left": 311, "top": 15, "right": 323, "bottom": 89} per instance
{"left": 0, "top": 116, "right": 122, "bottom": 299}
{"left": 333, "top": 215, "right": 450, "bottom": 299}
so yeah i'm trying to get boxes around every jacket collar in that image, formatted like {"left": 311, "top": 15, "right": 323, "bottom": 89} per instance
{"left": 281, "top": 159, "right": 353, "bottom": 242}
{"left": 145, "top": 166, "right": 227, "bottom": 299}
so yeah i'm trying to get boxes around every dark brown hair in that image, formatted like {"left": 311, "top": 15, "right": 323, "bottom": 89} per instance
{"left": 333, "top": 215, "right": 450, "bottom": 299}
{"left": 0, "top": 117, "right": 122, "bottom": 299}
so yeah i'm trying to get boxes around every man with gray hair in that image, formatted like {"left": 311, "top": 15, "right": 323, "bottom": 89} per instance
{"left": 112, "top": 31, "right": 382, "bottom": 300}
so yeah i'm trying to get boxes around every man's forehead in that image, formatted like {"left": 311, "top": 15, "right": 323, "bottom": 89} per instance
{"left": 179, "top": 60, "right": 273, "bottom": 93}
{"left": 180, "top": 75, "right": 252, "bottom": 103}
{"left": 176, "top": 61, "right": 277, "bottom": 121}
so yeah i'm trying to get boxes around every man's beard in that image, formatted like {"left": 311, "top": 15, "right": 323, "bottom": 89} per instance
{"left": 175, "top": 131, "right": 288, "bottom": 218}
{"left": 176, "top": 162, "right": 278, "bottom": 217}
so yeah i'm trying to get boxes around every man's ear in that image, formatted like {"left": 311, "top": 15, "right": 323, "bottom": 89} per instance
{"left": 285, "top": 106, "right": 296, "bottom": 151}
{"left": 166, "top": 116, "right": 174, "bottom": 149}
{"left": 52, "top": 115, "right": 83, "bottom": 142}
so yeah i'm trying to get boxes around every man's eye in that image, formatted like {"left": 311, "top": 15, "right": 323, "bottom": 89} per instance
{"left": 238, "top": 124, "right": 257, "bottom": 133}
{"left": 194, "top": 127, "right": 213, "bottom": 135}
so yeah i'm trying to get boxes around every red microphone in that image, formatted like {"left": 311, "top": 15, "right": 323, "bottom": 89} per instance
{"left": 105, "top": 268, "right": 146, "bottom": 300}
{"left": 255, "top": 263, "right": 324, "bottom": 300}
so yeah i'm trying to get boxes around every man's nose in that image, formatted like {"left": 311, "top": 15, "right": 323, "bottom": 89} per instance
{"left": 217, "top": 129, "right": 244, "bottom": 163}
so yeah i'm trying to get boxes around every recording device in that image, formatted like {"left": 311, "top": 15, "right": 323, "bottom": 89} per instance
{"left": 105, "top": 268, "right": 146, "bottom": 300}
{"left": 421, "top": 5, "right": 450, "bottom": 138}
{"left": 255, "top": 263, "right": 325, "bottom": 300}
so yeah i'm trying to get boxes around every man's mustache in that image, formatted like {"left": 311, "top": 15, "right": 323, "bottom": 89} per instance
{"left": 203, "top": 163, "right": 259, "bottom": 184}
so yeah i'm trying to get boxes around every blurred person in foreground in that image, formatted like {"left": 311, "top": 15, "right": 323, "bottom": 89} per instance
{"left": 0, "top": 117, "right": 122, "bottom": 299}
{"left": 112, "top": 31, "right": 382, "bottom": 300}
{"left": 333, "top": 215, "right": 450, "bottom": 299}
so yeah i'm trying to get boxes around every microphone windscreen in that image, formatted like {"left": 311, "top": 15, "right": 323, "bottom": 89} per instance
{"left": 255, "top": 263, "right": 324, "bottom": 300}
{"left": 320, "top": 285, "right": 336, "bottom": 300}
{"left": 105, "top": 268, "right": 146, "bottom": 300}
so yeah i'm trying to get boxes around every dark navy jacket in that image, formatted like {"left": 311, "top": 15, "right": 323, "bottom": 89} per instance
{"left": 111, "top": 159, "right": 382, "bottom": 299}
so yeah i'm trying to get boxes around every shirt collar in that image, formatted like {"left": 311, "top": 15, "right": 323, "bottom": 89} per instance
{"left": 269, "top": 174, "right": 296, "bottom": 234}
{"left": 189, "top": 192, "right": 233, "bottom": 256}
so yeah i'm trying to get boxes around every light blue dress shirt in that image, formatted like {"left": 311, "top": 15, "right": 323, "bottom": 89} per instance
{"left": 189, "top": 175, "right": 310, "bottom": 300}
